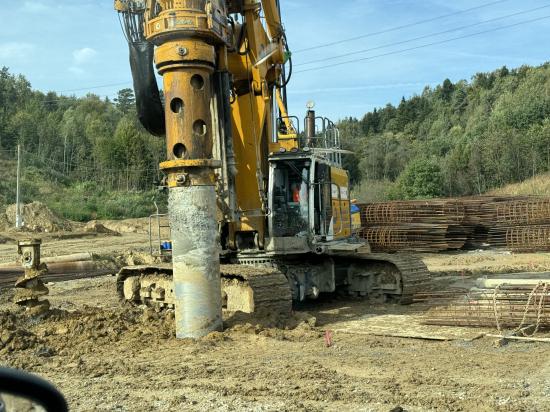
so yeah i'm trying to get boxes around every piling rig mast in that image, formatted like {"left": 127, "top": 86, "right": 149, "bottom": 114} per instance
{"left": 115, "top": 0, "right": 431, "bottom": 338}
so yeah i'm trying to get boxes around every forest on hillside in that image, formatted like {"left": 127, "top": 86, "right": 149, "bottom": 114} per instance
{"left": 0, "top": 67, "right": 164, "bottom": 219}
{"left": 0, "top": 67, "right": 164, "bottom": 190}
{"left": 341, "top": 63, "right": 550, "bottom": 201}
{"left": 1, "top": 62, "right": 550, "bottom": 219}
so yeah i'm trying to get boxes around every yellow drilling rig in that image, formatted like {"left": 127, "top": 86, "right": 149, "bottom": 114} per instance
{"left": 114, "top": 0, "right": 431, "bottom": 338}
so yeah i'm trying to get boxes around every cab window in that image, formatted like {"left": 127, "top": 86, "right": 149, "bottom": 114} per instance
{"left": 271, "top": 161, "right": 310, "bottom": 237}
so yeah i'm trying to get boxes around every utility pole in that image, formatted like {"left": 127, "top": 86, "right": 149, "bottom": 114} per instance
{"left": 63, "top": 134, "right": 67, "bottom": 175}
{"left": 15, "top": 144, "right": 22, "bottom": 229}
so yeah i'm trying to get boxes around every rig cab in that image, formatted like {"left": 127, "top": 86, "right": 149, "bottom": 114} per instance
{"left": 264, "top": 107, "right": 354, "bottom": 255}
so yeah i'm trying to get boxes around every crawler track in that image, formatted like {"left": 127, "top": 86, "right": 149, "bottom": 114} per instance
{"left": 221, "top": 264, "right": 292, "bottom": 314}
{"left": 367, "top": 253, "right": 433, "bottom": 304}
{"left": 116, "top": 264, "right": 292, "bottom": 314}
{"left": 332, "top": 251, "right": 432, "bottom": 304}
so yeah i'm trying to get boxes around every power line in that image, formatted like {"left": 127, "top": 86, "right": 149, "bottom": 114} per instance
{"left": 0, "top": 2, "right": 516, "bottom": 97}
{"left": 5, "top": 93, "right": 119, "bottom": 109}
{"left": 295, "top": 14, "right": 550, "bottom": 74}
{"left": 56, "top": 82, "right": 132, "bottom": 94}
{"left": 293, "top": 0, "right": 512, "bottom": 53}
{"left": 295, "top": 4, "right": 550, "bottom": 68}
{"left": 21, "top": 149, "right": 159, "bottom": 174}
{"left": 38, "top": 94, "right": 118, "bottom": 105}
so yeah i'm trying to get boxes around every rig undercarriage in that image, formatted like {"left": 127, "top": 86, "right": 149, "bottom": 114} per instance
{"left": 116, "top": 252, "right": 431, "bottom": 314}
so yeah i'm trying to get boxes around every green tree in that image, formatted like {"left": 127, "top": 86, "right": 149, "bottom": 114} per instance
{"left": 390, "top": 159, "right": 445, "bottom": 200}
{"left": 438, "top": 78, "right": 455, "bottom": 101}
{"left": 114, "top": 88, "right": 136, "bottom": 115}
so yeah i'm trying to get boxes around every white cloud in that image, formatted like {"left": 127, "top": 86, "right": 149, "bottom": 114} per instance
{"left": 69, "top": 47, "right": 98, "bottom": 76}
{"left": 72, "top": 47, "right": 97, "bottom": 65}
{"left": 0, "top": 42, "right": 35, "bottom": 59}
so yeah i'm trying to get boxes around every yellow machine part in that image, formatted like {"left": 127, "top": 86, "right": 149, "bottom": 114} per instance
{"left": 272, "top": 89, "right": 299, "bottom": 152}
{"left": 352, "top": 212, "right": 362, "bottom": 231}
{"left": 331, "top": 167, "right": 352, "bottom": 239}
{"left": 226, "top": 57, "right": 270, "bottom": 246}
{"left": 224, "top": 1, "right": 285, "bottom": 246}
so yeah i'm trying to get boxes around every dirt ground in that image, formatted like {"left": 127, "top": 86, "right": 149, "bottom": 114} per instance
{"left": 0, "top": 232, "right": 549, "bottom": 411}
{"left": 421, "top": 250, "right": 550, "bottom": 277}
{"left": 0, "top": 232, "right": 151, "bottom": 266}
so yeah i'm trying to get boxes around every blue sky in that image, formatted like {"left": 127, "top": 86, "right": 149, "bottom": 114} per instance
{"left": 1, "top": 0, "right": 550, "bottom": 120}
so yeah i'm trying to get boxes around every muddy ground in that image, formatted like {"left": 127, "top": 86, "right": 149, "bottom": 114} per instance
{"left": 0, "top": 233, "right": 549, "bottom": 411}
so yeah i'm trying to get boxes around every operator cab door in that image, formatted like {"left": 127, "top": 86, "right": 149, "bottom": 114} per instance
{"left": 269, "top": 158, "right": 311, "bottom": 244}
{"left": 314, "top": 161, "right": 333, "bottom": 240}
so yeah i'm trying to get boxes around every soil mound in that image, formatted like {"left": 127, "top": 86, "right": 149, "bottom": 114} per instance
{"left": 97, "top": 219, "right": 149, "bottom": 234}
{"left": 3, "top": 202, "right": 71, "bottom": 233}
{"left": 225, "top": 310, "right": 320, "bottom": 340}
{"left": 122, "top": 251, "right": 159, "bottom": 266}
{"left": 0, "top": 304, "right": 319, "bottom": 358}
{"left": 0, "top": 311, "right": 40, "bottom": 353}
{"left": 0, "top": 307, "right": 176, "bottom": 357}
{"left": 84, "top": 221, "right": 120, "bottom": 236}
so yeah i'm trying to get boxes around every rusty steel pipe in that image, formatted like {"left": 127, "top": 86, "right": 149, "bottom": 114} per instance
{"left": 0, "top": 260, "right": 108, "bottom": 276}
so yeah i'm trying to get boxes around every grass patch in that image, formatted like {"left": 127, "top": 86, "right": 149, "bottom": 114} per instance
{"left": 46, "top": 182, "right": 167, "bottom": 221}
{"left": 488, "top": 173, "right": 550, "bottom": 196}
{"left": 351, "top": 180, "right": 394, "bottom": 203}
{"left": 0, "top": 151, "right": 166, "bottom": 221}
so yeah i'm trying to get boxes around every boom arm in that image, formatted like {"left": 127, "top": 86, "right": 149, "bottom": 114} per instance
{"left": 222, "top": 0, "right": 294, "bottom": 252}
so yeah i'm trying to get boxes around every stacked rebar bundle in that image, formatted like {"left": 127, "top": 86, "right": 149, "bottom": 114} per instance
{"left": 485, "top": 198, "right": 550, "bottom": 251}
{"left": 494, "top": 198, "right": 550, "bottom": 225}
{"left": 358, "top": 199, "right": 469, "bottom": 252}
{"left": 422, "top": 283, "right": 550, "bottom": 330}
{"left": 357, "top": 196, "right": 550, "bottom": 253}
{"left": 488, "top": 225, "right": 550, "bottom": 252}
{"left": 360, "top": 224, "right": 467, "bottom": 253}
{"left": 412, "top": 290, "right": 470, "bottom": 304}
{"left": 461, "top": 197, "right": 510, "bottom": 248}
{"left": 360, "top": 200, "right": 466, "bottom": 225}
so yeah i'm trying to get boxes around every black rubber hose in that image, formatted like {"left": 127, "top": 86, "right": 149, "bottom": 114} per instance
{"left": 128, "top": 42, "right": 166, "bottom": 137}
{"left": 237, "top": 22, "right": 248, "bottom": 55}
{"left": 0, "top": 367, "right": 68, "bottom": 412}
{"left": 275, "top": 34, "right": 292, "bottom": 89}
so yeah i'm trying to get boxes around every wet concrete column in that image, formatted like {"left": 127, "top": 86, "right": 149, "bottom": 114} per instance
{"left": 169, "top": 186, "right": 222, "bottom": 339}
